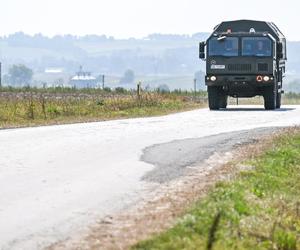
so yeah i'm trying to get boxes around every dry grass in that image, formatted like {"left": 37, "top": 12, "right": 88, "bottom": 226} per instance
{"left": 1, "top": 86, "right": 300, "bottom": 129}
{"left": 228, "top": 95, "right": 300, "bottom": 105}
{"left": 0, "top": 91, "right": 204, "bottom": 129}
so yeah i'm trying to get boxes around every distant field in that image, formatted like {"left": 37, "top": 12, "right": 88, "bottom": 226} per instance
{"left": 228, "top": 93, "right": 300, "bottom": 105}
{"left": 137, "top": 75, "right": 204, "bottom": 91}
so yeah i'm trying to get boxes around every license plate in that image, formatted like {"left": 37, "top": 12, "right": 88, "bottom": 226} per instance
{"left": 211, "top": 65, "right": 226, "bottom": 69}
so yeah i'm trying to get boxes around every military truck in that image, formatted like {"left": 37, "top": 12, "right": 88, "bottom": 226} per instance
{"left": 199, "top": 20, "right": 287, "bottom": 110}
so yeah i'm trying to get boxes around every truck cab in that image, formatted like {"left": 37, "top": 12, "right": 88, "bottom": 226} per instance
{"left": 199, "top": 20, "right": 287, "bottom": 110}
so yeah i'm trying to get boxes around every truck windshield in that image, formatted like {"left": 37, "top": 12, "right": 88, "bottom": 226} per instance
{"left": 208, "top": 37, "right": 238, "bottom": 56}
{"left": 242, "top": 37, "right": 272, "bottom": 57}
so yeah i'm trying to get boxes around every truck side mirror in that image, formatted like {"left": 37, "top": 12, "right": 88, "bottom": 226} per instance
{"left": 277, "top": 42, "right": 283, "bottom": 59}
{"left": 199, "top": 42, "right": 206, "bottom": 59}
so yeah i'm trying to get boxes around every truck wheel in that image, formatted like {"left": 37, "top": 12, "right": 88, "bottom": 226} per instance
{"left": 276, "top": 92, "right": 281, "bottom": 109}
{"left": 263, "top": 85, "right": 277, "bottom": 110}
{"left": 220, "top": 95, "right": 228, "bottom": 109}
{"left": 208, "top": 86, "right": 223, "bottom": 110}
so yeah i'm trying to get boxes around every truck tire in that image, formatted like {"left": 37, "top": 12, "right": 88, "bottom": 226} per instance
{"left": 220, "top": 95, "right": 228, "bottom": 109}
{"left": 263, "top": 84, "right": 277, "bottom": 110}
{"left": 276, "top": 92, "right": 281, "bottom": 109}
{"left": 208, "top": 86, "right": 224, "bottom": 110}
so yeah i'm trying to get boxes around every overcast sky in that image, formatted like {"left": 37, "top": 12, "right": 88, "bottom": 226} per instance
{"left": 1, "top": 0, "right": 299, "bottom": 40}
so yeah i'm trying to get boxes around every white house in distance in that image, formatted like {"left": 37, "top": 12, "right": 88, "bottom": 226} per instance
{"left": 70, "top": 66, "right": 99, "bottom": 88}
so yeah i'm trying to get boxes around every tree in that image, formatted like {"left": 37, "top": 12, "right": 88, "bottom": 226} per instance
{"left": 120, "top": 69, "right": 135, "bottom": 84}
{"left": 157, "top": 84, "right": 170, "bottom": 93}
{"left": 9, "top": 64, "right": 33, "bottom": 86}
{"left": 2, "top": 74, "right": 11, "bottom": 85}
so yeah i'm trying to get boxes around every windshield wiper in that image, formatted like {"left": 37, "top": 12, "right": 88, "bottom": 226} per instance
{"left": 217, "top": 36, "right": 227, "bottom": 41}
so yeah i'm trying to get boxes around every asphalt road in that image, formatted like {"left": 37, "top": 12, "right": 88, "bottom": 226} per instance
{"left": 1, "top": 105, "right": 300, "bottom": 249}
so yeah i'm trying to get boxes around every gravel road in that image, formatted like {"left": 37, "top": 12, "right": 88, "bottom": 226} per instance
{"left": 1, "top": 105, "right": 300, "bottom": 249}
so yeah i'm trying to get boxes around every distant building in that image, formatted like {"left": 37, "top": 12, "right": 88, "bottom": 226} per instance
{"left": 70, "top": 66, "right": 98, "bottom": 88}
{"left": 45, "top": 68, "right": 63, "bottom": 74}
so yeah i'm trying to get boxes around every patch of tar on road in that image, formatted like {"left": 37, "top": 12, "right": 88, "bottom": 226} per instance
{"left": 141, "top": 127, "right": 280, "bottom": 183}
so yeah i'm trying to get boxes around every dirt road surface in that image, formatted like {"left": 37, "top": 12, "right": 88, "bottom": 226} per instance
{"left": 1, "top": 105, "right": 300, "bottom": 249}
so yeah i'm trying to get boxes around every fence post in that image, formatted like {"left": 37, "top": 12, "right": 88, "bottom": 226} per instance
{"left": 194, "top": 78, "right": 197, "bottom": 101}
{"left": 137, "top": 81, "right": 142, "bottom": 99}
{"left": 0, "top": 62, "right": 2, "bottom": 88}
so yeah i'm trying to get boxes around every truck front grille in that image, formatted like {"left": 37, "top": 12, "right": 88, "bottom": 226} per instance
{"left": 228, "top": 64, "right": 252, "bottom": 72}
{"left": 258, "top": 63, "right": 269, "bottom": 71}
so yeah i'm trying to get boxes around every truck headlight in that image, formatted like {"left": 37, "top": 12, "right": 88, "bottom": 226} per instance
{"left": 210, "top": 76, "right": 217, "bottom": 82}
{"left": 263, "top": 76, "right": 270, "bottom": 82}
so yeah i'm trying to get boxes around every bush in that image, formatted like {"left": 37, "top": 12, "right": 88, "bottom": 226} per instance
{"left": 115, "top": 87, "right": 127, "bottom": 94}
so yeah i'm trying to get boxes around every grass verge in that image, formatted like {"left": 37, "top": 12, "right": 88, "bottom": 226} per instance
{"left": 0, "top": 91, "right": 203, "bottom": 129}
{"left": 133, "top": 130, "right": 300, "bottom": 250}
{"left": 1, "top": 86, "right": 300, "bottom": 129}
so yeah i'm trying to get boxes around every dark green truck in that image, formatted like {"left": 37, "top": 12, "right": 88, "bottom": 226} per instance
{"left": 199, "top": 20, "right": 287, "bottom": 110}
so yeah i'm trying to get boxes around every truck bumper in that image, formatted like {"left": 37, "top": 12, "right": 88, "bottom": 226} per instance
{"left": 205, "top": 75, "right": 275, "bottom": 87}
{"left": 205, "top": 75, "right": 275, "bottom": 97}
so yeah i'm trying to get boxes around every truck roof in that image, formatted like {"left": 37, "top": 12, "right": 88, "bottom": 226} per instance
{"left": 213, "top": 20, "right": 285, "bottom": 41}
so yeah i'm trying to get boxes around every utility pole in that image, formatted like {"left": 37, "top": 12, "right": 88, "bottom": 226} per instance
{"left": 193, "top": 78, "right": 197, "bottom": 100}
{"left": 102, "top": 75, "right": 105, "bottom": 89}
{"left": 0, "top": 62, "right": 2, "bottom": 88}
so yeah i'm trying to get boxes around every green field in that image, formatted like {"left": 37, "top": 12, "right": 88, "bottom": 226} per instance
{"left": 134, "top": 130, "right": 300, "bottom": 250}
